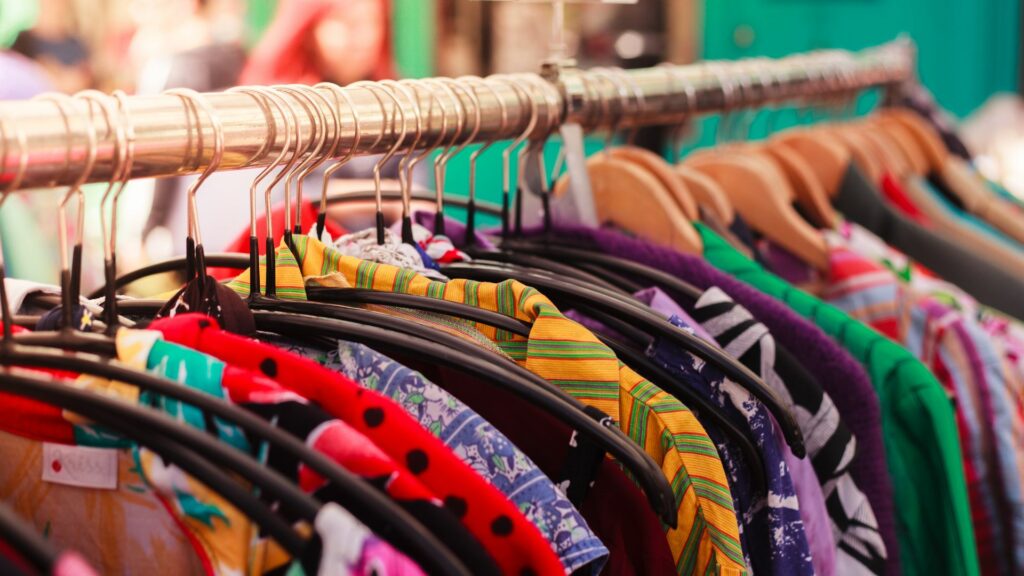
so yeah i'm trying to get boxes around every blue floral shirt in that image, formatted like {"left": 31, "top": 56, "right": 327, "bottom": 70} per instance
{"left": 272, "top": 338, "right": 610, "bottom": 575}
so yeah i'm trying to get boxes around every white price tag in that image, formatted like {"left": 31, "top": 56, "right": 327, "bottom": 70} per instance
{"left": 42, "top": 443, "right": 118, "bottom": 490}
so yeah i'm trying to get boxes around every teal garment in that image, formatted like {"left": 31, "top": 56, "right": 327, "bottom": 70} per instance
{"left": 694, "top": 222, "right": 979, "bottom": 576}
{"left": 923, "top": 178, "right": 1024, "bottom": 250}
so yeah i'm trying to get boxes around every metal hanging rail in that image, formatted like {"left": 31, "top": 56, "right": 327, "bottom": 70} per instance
{"left": 0, "top": 39, "right": 914, "bottom": 191}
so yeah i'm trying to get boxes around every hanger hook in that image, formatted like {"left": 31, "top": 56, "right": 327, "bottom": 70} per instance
{"left": 164, "top": 88, "right": 224, "bottom": 287}
{"left": 315, "top": 83, "right": 363, "bottom": 239}
{"left": 379, "top": 79, "right": 423, "bottom": 243}
{"left": 34, "top": 92, "right": 95, "bottom": 329}
{"left": 423, "top": 78, "right": 465, "bottom": 235}
{"left": 461, "top": 76, "right": 509, "bottom": 246}
{"left": 437, "top": 78, "right": 482, "bottom": 232}
{"left": 74, "top": 91, "right": 125, "bottom": 267}
{"left": 350, "top": 80, "right": 409, "bottom": 245}
{"left": 273, "top": 86, "right": 321, "bottom": 239}
{"left": 402, "top": 79, "right": 449, "bottom": 234}
{"left": 279, "top": 85, "right": 332, "bottom": 236}
{"left": 490, "top": 74, "right": 539, "bottom": 240}
{"left": 75, "top": 90, "right": 125, "bottom": 334}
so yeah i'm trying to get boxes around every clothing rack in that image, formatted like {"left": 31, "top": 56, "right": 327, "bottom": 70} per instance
{"left": 0, "top": 39, "right": 915, "bottom": 192}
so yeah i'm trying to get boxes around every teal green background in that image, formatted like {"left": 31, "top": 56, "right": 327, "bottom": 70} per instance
{"left": 703, "top": 0, "right": 1019, "bottom": 119}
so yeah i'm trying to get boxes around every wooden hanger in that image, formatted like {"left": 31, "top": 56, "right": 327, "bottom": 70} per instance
{"left": 553, "top": 153, "right": 703, "bottom": 254}
{"left": 848, "top": 123, "right": 911, "bottom": 178}
{"left": 757, "top": 142, "right": 838, "bottom": 225}
{"left": 608, "top": 146, "right": 699, "bottom": 220}
{"left": 684, "top": 151, "right": 829, "bottom": 271}
{"left": 867, "top": 116, "right": 928, "bottom": 175}
{"left": 674, "top": 165, "right": 735, "bottom": 225}
{"left": 771, "top": 129, "right": 851, "bottom": 196}
{"left": 877, "top": 108, "right": 948, "bottom": 172}
{"left": 827, "top": 125, "right": 883, "bottom": 183}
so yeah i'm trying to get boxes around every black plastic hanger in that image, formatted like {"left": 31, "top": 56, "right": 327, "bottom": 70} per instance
{"left": 442, "top": 261, "right": 806, "bottom": 457}
{"left": 0, "top": 501, "right": 59, "bottom": 576}
{"left": 576, "top": 303, "right": 768, "bottom": 493}
{"left": 0, "top": 369, "right": 311, "bottom": 557}
{"left": 0, "top": 343, "right": 471, "bottom": 575}
{"left": 253, "top": 308, "right": 679, "bottom": 526}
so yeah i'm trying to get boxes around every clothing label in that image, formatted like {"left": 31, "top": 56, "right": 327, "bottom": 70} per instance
{"left": 42, "top": 443, "right": 118, "bottom": 490}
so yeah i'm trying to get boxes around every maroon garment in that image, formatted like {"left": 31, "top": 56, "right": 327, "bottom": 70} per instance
{"left": 399, "top": 357, "right": 676, "bottom": 576}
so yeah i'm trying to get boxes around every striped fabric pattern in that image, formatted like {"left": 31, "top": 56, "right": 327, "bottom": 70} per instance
{"left": 229, "top": 235, "right": 747, "bottom": 576}
{"left": 691, "top": 287, "right": 887, "bottom": 576}
{"left": 781, "top": 234, "right": 1011, "bottom": 576}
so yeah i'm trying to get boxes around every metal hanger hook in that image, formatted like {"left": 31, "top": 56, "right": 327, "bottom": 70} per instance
{"left": 350, "top": 80, "right": 409, "bottom": 244}
{"left": 74, "top": 90, "right": 125, "bottom": 264}
{"left": 164, "top": 88, "right": 224, "bottom": 249}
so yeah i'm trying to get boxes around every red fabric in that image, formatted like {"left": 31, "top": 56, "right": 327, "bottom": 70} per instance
{"left": 210, "top": 200, "right": 346, "bottom": 280}
{"left": 239, "top": 0, "right": 395, "bottom": 86}
{"left": 881, "top": 172, "right": 931, "bottom": 225}
{"left": 405, "top": 358, "right": 676, "bottom": 576}
{"left": 220, "top": 367, "right": 441, "bottom": 504}
{"left": 0, "top": 325, "right": 79, "bottom": 443}
{"left": 151, "top": 313, "right": 565, "bottom": 576}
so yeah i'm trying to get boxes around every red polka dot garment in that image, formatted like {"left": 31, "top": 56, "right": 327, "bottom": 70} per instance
{"left": 150, "top": 313, "right": 566, "bottom": 576}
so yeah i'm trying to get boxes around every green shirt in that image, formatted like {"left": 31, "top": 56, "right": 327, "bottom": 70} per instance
{"left": 695, "top": 223, "right": 979, "bottom": 576}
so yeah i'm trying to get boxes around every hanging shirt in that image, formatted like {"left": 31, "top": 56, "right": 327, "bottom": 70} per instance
{"left": 692, "top": 222, "right": 979, "bottom": 576}
{"left": 149, "top": 313, "right": 567, "bottom": 576}
{"left": 225, "top": 234, "right": 748, "bottom": 576}
{"left": 689, "top": 288, "right": 880, "bottom": 576}
{"left": 429, "top": 213, "right": 896, "bottom": 576}
{"left": 799, "top": 220, "right": 1024, "bottom": 576}
{"left": 116, "top": 327, "right": 506, "bottom": 575}
{"left": 263, "top": 335, "right": 610, "bottom": 576}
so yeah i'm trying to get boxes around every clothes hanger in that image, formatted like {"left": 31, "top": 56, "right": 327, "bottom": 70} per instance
{"left": 819, "top": 65, "right": 885, "bottom": 182}
{"left": 462, "top": 76, "right": 508, "bottom": 245}
{"left": 600, "top": 68, "right": 700, "bottom": 221}
{"left": 754, "top": 62, "right": 845, "bottom": 224}
{"left": 0, "top": 500, "right": 61, "bottom": 575}
{"left": 251, "top": 307, "right": 680, "bottom": 526}
{"left": 865, "top": 114, "right": 928, "bottom": 176}
{"left": 165, "top": 88, "right": 225, "bottom": 293}
{"left": 205, "top": 89, "right": 678, "bottom": 518}
{"left": 552, "top": 68, "right": 702, "bottom": 254}
{"left": 0, "top": 368, "right": 314, "bottom": 559}
{"left": 8, "top": 95, "right": 115, "bottom": 354}
{"left": 441, "top": 261, "right": 806, "bottom": 457}
{"left": 660, "top": 63, "right": 736, "bottom": 225}
{"left": 0, "top": 107, "right": 477, "bottom": 574}
{"left": 0, "top": 344, "right": 471, "bottom": 575}
{"left": 281, "top": 84, "right": 336, "bottom": 238}
{"left": 435, "top": 75, "right": 630, "bottom": 290}
{"left": 684, "top": 64, "right": 830, "bottom": 271}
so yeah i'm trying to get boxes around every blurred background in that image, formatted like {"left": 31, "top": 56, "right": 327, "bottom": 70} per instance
{"left": 1, "top": 0, "right": 1021, "bottom": 287}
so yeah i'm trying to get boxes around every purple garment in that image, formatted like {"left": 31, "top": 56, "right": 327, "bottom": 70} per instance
{"left": 420, "top": 213, "right": 898, "bottom": 574}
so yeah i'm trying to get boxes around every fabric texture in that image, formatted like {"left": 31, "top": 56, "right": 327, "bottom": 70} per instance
{"left": 436, "top": 213, "right": 897, "bottom": 576}
{"left": 226, "top": 234, "right": 747, "bottom": 576}
{"left": 151, "top": 313, "right": 566, "bottom": 576}
{"left": 693, "top": 222, "right": 978, "bottom": 576}
{"left": 265, "top": 335, "right": 610, "bottom": 576}
{"left": 833, "top": 163, "right": 1024, "bottom": 321}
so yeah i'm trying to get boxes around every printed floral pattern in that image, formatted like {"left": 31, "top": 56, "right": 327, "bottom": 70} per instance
{"left": 648, "top": 316, "right": 814, "bottom": 576}
{"left": 271, "top": 337, "right": 610, "bottom": 575}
